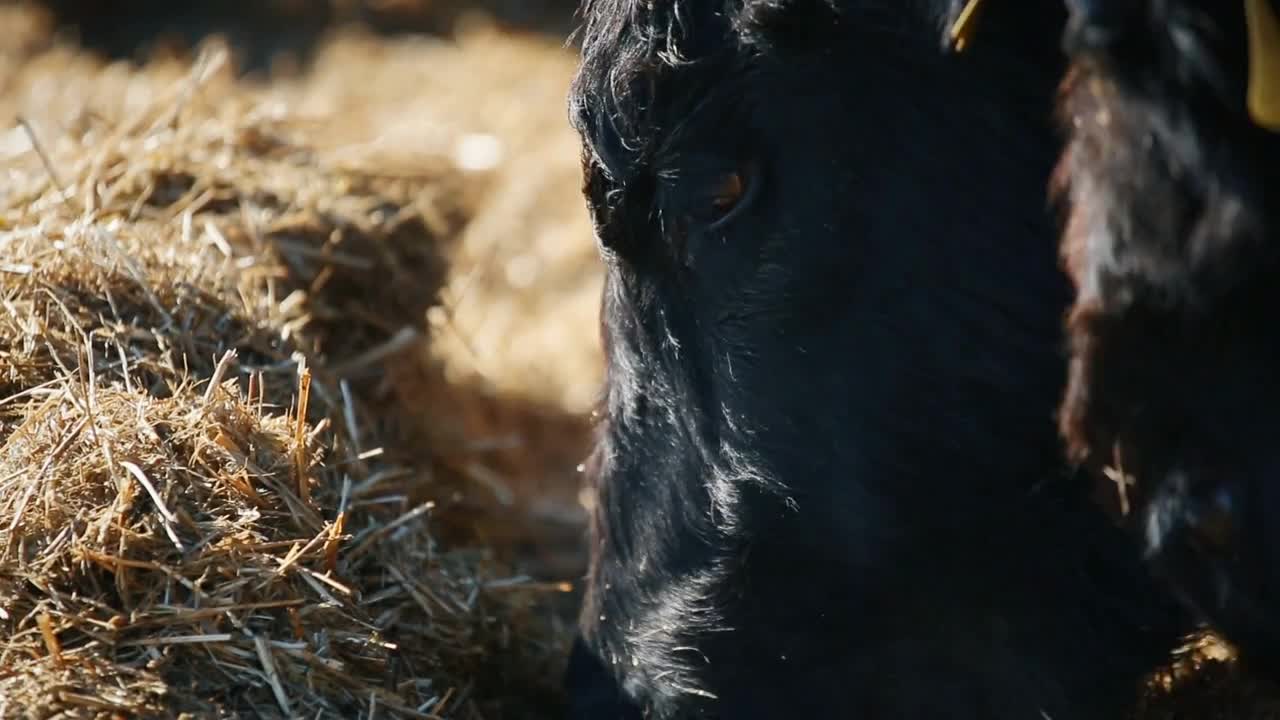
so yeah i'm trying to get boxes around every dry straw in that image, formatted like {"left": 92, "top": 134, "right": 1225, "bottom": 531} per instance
{"left": 0, "top": 29, "right": 565, "bottom": 720}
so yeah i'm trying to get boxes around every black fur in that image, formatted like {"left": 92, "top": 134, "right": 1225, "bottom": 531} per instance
{"left": 567, "top": 1, "right": 1191, "bottom": 717}
{"left": 1055, "top": 0, "right": 1280, "bottom": 676}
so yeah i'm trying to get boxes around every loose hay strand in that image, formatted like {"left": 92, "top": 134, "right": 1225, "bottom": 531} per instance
{"left": 17, "top": 115, "right": 71, "bottom": 207}
{"left": 36, "top": 612, "right": 63, "bottom": 667}
{"left": 295, "top": 359, "right": 313, "bottom": 505}
{"left": 119, "top": 461, "right": 186, "bottom": 553}
{"left": 254, "top": 634, "right": 293, "bottom": 716}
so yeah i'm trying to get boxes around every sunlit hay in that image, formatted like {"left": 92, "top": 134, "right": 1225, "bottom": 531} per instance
{"left": 0, "top": 33, "right": 567, "bottom": 719}
{"left": 1134, "top": 631, "right": 1280, "bottom": 719}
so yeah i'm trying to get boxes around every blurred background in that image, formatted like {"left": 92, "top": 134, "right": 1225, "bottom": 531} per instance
{"left": 0, "top": 1, "right": 605, "bottom": 717}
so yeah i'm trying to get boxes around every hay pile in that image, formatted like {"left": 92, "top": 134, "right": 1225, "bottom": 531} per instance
{"left": 1134, "top": 634, "right": 1280, "bottom": 720}
{"left": 0, "top": 21, "right": 569, "bottom": 719}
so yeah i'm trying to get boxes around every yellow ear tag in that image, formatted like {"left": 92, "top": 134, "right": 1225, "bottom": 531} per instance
{"left": 949, "top": 0, "right": 986, "bottom": 53}
{"left": 1246, "top": 0, "right": 1280, "bottom": 131}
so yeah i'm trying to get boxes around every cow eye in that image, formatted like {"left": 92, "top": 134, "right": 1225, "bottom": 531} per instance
{"left": 710, "top": 172, "right": 746, "bottom": 215}
{"left": 697, "top": 163, "right": 758, "bottom": 228}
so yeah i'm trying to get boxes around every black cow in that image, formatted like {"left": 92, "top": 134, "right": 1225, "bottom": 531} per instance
{"left": 1054, "top": 0, "right": 1280, "bottom": 674}
{"left": 565, "top": 1, "right": 1190, "bottom": 718}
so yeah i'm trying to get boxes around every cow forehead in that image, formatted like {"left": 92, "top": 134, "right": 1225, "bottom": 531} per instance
{"left": 569, "top": 0, "right": 729, "bottom": 183}
{"left": 570, "top": 1, "right": 870, "bottom": 166}
{"left": 568, "top": 0, "right": 992, "bottom": 189}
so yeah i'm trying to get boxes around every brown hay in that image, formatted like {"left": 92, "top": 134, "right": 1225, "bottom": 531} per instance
{"left": 0, "top": 25, "right": 567, "bottom": 720}
{"left": 1135, "top": 632, "right": 1280, "bottom": 719}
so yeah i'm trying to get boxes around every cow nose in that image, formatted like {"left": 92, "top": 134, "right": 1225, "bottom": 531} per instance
{"left": 1063, "top": 0, "right": 1142, "bottom": 51}
{"left": 1187, "top": 486, "right": 1236, "bottom": 553}
{"left": 1145, "top": 473, "right": 1237, "bottom": 559}
{"left": 1064, "top": 0, "right": 1140, "bottom": 24}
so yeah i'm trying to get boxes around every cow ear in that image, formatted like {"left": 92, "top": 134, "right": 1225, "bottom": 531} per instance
{"left": 1246, "top": 0, "right": 1280, "bottom": 131}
